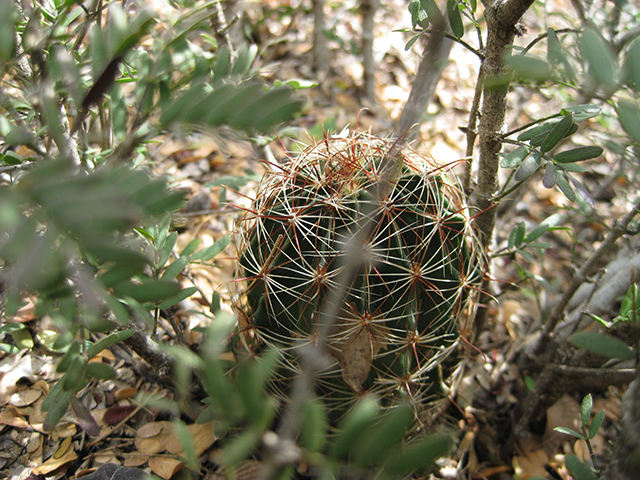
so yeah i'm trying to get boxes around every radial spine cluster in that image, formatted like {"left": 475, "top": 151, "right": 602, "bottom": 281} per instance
{"left": 235, "top": 131, "right": 483, "bottom": 417}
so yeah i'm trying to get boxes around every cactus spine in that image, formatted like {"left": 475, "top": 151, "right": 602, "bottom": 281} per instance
{"left": 235, "top": 131, "right": 482, "bottom": 418}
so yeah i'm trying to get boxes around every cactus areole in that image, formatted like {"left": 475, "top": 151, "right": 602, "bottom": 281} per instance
{"left": 236, "top": 131, "right": 482, "bottom": 416}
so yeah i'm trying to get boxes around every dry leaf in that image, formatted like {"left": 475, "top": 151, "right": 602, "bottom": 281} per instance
{"left": 115, "top": 387, "right": 137, "bottom": 401}
{"left": 135, "top": 437, "right": 165, "bottom": 456}
{"left": 137, "top": 421, "right": 169, "bottom": 439}
{"left": 148, "top": 455, "right": 184, "bottom": 479}
{"left": 0, "top": 405, "right": 29, "bottom": 428}
{"left": 32, "top": 444, "right": 78, "bottom": 475}
{"left": 513, "top": 436, "right": 549, "bottom": 479}
{"left": 165, "top": 421, "right": 216, "bottom": 456}
{"left": 122, "top": 453, "right": 150, "bottom": 467}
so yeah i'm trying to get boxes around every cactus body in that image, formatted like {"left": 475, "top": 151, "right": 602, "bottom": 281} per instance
{"left": 236, "top": 132, "right": 482, "bottom": 418}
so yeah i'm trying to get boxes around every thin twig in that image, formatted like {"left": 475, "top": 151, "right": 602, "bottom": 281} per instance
{"left": 535, "top": 197, "right": 640, "bottom": 355}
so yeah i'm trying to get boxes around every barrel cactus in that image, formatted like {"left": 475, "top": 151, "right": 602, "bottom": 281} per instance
{"left": 234, "top": 131, "right": 482, "bottom": 419}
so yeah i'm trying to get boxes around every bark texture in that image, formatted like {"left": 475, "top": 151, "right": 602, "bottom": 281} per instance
{"left": 396, "top": 10, "right": 453, "bottom": 142}
{"left": 603, "top": 374, "right": 640, "bottom": 480}
{"left": 360, "top": 0, "right": 378, "bottom": 103}
{"left": 472, "top": 0, "right": 534, "bottom": 334}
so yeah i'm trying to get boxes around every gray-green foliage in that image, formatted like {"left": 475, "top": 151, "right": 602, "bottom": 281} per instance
{"left": 0, "top": 0, "right": 301, "bottom": 432}
{"left": 191, "top": 314, "right": 454, "bottom": 479}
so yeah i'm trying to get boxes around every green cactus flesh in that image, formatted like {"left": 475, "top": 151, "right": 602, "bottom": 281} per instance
{"left": 236, "top": 132, "right": 482, "bottom": 416}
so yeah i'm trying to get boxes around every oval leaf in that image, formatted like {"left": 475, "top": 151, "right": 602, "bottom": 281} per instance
{"left": 568, "top": 331, "right": 635, "bottom": 360}
{"left": 625, "top": 38, "right": 640, "bottom": 93}
{"left": 508, "top": 221, "right": 526, "bottom": 249}
{"left": 542, "top": 161, "right": 556, "bottom": 188}
{"left": 616, "top": 99, "right": 640, "bottom": 144}
{"left": 514, "top": 154, "right": 541, "bottom": 182}
{"left": 568, "top": 174, "right": 595, "bottom": 207}
{"left": 541, "top": 114, "right": 574, "bottom": 153}
{"left": 87, "top": 329, "right": 134, "bottom": 359}
{"left": 518, "top": 122, "right": 554, "bottom": 141}
{"left": 507, "top": 55, "right": 551, "bottom": 82}
{"left": 581, "top": 394, "right": 593, "bottom": 426}
{"left": 501, "top": 145, "right": 528, "bottom": 168}
{"left": 446, "top": 0, "right": 464, "bottom": 38}
{"left": 85, "top": 362, "right": 116, "bottom": 380}
{"left": 580, "top": 28, "right": 619, "bottom": 94}
{"left": 588, "top": 410, "right": 605, "bottom": 439}
{"left": 555, "top": 171, "right": 576, "bottom": 201}
{"left": 564, "top": 104, "right": 602, "bottom": 121}
{"left": 565, "top": 454, "right": 599, "bottom": 480}
{"left": 554, "top": 146, "right": 603, "bottom": 163}
{"left": 384, "top": 433, "right": 454, "bottom": 474}
{"left": 525, "top": 213, "right": 563, "bottom": 242}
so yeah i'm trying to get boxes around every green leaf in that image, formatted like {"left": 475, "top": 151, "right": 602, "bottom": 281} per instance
{"left": 554, "top": 146, "right": 603, "bottom": 163}
{"left": 626, "top": 38, "right": 640, "bottom": 93}
{"left": 330, "top": 396, "right": 379, "bottom": 459}
{"left": 568, "top": 174, "right": 595, "bottom": 207}
{"left": 405, "top": 32, "right": 424, "bottom": 51}
{"left": 353, "top": 403, "right": 415, "bottom": 466}
{"left": 500, "top": 145, "right": 528, "bottom": 168}
{"left": 540, "top": 114, "right": 574, "bottom": 153}
{"left": 408, "top": 1, "right": 428, "bottom": 29}
{"left": 420, "top": 0, "right": 444, "bottom": 25}
{"left": 547, "top": 28, "right": 563, "bottom": 66}
{"left": 384, "top": 433, "right": 454, "bottom": 474}
{"left": 525, "top": 375, "right": 536, "bottom": 392}
{"left": 157, "top": 231, "right": 178, "bottom": 269}
{"left": 525, "top": 213, "right": 563, "bottom": 242}
{"left": 514, "top": 154, "right": 540, "bottom": 181}
{"left": 87, "top": 329, "right": 134, "bottom": 359}
{"left": 564, "top": 104, "right": 601, "bottom": 121}
{"left": 180, "top": 238, "right": 201, "bottom": 257}
{"left": 157, "top": 286, "right": 198, "bottom": 310}
{"left": 508, "top": 222, "right": 526, "bottom": 249}
{"left": 0, "top": 2, "right": 17, "bottom": 63}
{"left": 300, "top": 398, "right": 327, "bottom": 453}
{"left": 191, "top": 235, "right": 231, "bottom": 262}
{"left": 556, "top": 170, "right": 576, "bottom": 201}
{"left": 446, "top": 0, "right": 464, "bottom": 38}
{"left": 506, "top": 55, "right": 551, "bottom": 82}
{"left": 620, "top": 284, "right": 638, "bottom": 318}
{"left": 43, "top": 390, "right": 70, "bottom": 432}
{"left": 554, "top": 426, "right": 586, "bottom": 440}
{"left": 58, "top": 341, "right": 82, "bottom": 373}
{"left": 11, "top": 327, "right": 33, "bottom": 349}
{"left": 232, "top": 44, "right": 258, "bottom": 77}
{"left": 85, "top": 362, "right": 116, "bottom": 380}
{"left": 117, "top": 280, "right": 182, "bottom": 304}
{"left": 518, "top": 122, "right": 555, "bottom": 141}
{"left": 580, "top": 28, "right": 619, "bottom": 95}
{"left": 565, "top": 454, "right": 599, "bottom": 480}
{"left": 542, "top": 161, "right": 556, "bottom": 188}
{"left": 568, "top": 331, "right": 635, "bottom": 360}
{"left": 581, "top": 394, "right": 593, "bottom": 426}
{"left": 588, "top": 410, "right": 605, "bottom": 439}
{"left": 557, "top": 162, "right": 588, "bottom": 173}
{"left": 162, "top": 255, "right": 189, "bottom": 281}
{"left": 62, "top": 356, "right": 86, "bottom": 391}
{"left": 173, "top": 420, "right": 200, "bottom": 472}
{"left": 616, "top": 99, "right": 640, "bottom": 143}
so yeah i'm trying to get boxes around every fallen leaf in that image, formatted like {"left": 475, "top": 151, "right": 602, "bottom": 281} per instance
{"left": 137, "top": 421, "right": 169, "bottom": 439}
{"left": 135, "top": 437, "right": 165, "bottom": 456}
{"left": 148, "top": 455, "right": 184, "bottom": 479}
{"left": 115, "top": 387, "right": 137, "bottom": 401}
{"left": 32, "top": 443, "right": 77, "bottom": 475}
{"left": 0, "top": 405, "right": 29, "bottom": 428}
